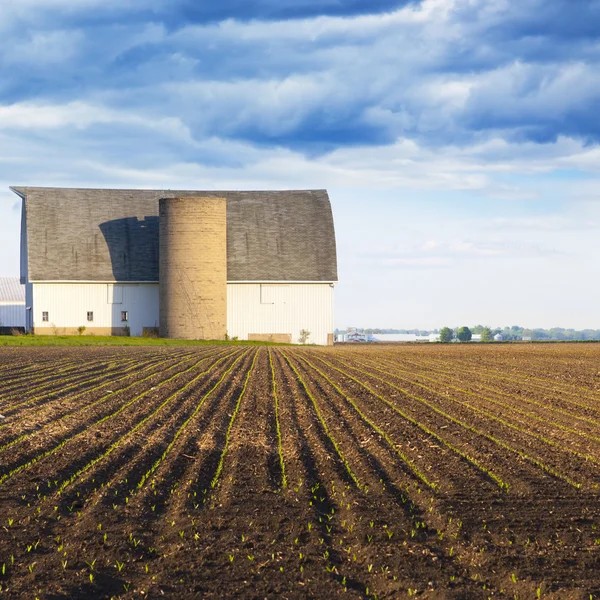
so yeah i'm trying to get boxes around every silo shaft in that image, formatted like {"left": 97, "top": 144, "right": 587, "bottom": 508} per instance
{"left": 159, "top": 197, "right": 227, "bottom": 340}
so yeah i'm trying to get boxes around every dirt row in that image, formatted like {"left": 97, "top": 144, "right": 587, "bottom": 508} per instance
{"left": 2, "top": 344, "right": 600, "bottom": 598}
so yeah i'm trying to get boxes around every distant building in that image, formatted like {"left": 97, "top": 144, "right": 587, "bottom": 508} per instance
{"left": 343, "top": 328, "right": 368, "bottom": 342}
{"left": 0, "top": 277, "right": 25, "bottom": 332}
{"left": 338, "top": 331, "right": 441, "bottom": 343}
{"left": 494, "top": 333, "right": 504, "bottom": 342}
{"left": 368, "top": 333, "right": 430, "bottom": 342}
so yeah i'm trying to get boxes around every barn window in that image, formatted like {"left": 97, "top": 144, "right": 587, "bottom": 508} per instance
{"left": 42, "top": 311, "right": 49, "bottom": 322}
{"left": 87, "top": 311, "right": 94, "bottom": 322}
{"left": 121, "top": 311, "right": 128, "bottom": 322}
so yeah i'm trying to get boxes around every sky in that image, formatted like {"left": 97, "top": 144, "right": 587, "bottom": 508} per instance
{"left": 1, "top": 0, "right": 599, "bottom": 330}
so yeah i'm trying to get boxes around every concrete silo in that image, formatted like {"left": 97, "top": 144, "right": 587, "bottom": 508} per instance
{"left": 159, "top": 197, "right": 227, "bottom": 340}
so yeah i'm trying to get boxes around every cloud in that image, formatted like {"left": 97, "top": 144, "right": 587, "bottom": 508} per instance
{"left": 378, "top": 257, "right": 454, "bottom": 268}
{"left": 361, "top": 237, "right": 564, "bottom": 270}
{"left": 485, "top": 216, "right": 599, "bottom": 232}
{"left": 0, "top": 101, "right": 191, "bottom": 138}
{"left": 3, "top": 95, "right": 600, "bottom": 202}
{"left": 0, "top": 0, "right": 599, "bottom": 205}
{"left": 2, "top": 0, "right": 600, "bottom": 331}
{"left": 0, "top": 0, "right": 598, "bottom": 154}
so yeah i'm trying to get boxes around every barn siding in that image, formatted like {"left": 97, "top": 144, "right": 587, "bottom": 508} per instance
{"left": 227, "top": 283, "right": 334, "bottom": 345}
{"left": 0, "top": 303, "right": 26, "bottom": 328}
{"left": 31, "top": 283, "right": 159, "bottom": 337}
{"left": 29, "top": 282, "right": 334, "bottom": 344}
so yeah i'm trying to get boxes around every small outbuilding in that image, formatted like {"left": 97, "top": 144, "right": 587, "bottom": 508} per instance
{"left": 12, "top": 187, "right": 338, "bottom": 344}
{"left": 0, "top": 277, "right": 25, "bottom": 333}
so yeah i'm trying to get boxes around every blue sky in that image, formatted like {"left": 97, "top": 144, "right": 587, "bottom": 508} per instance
{"left": 1, "top": 0, "right": 599, "bottom": 329}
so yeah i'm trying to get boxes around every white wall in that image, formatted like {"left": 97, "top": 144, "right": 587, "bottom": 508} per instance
{"left": 31, "top": 282, "right": 335, "bottom": 344}
{"left": 32, "top": 283, "right": 159, "bottom": 336}
{"left": 227, "top": 283, "right": 334, "bottom": 345}
{"left": 0, "top": 303, "right": 25, "bottom": 328}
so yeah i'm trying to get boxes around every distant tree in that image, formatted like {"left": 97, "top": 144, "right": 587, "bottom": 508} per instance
{"left": 457, "top": 326, "right": 472, "bottom": 342}
{"left": 299, "top": 329, "right": 311, "bottom": 344}
{"left": 533, "top": 328, "right": 551, "bottom": 340}
{"left": 439, "top": 327, "right": 453, "bottom": 343}
{"left": 480, "top": 327, "right": 493, "bottom": 342}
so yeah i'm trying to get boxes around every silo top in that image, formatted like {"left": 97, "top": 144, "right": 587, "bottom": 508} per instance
{"left": 12, "top": 187, "right": 338, "bottom": 283}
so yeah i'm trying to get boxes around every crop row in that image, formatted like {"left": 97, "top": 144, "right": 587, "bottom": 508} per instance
{"left": 0, "top": 349, "right": 239, "bottom": 488}
{"left": 348, "top": 354, "right": 600, "bottom": 478}
{"left": 0, "top": 349, "right": 198, "bottom": 433}
{"left": 324, "top": 353, "right": 585, "bottom": 489}
{"left": 4, "top": 345, "right": 598, "bottom": 598}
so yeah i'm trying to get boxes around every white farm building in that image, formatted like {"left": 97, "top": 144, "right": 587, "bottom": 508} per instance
{"left": 0, "top": 277, "right": 25, "bottom": 333}
{"left": 12, "top": 187, "right": 338, "bottom": 345}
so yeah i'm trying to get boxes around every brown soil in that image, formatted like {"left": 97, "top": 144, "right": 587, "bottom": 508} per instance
{"left": 1, "top": 343, "right": 600, "bottom": 599}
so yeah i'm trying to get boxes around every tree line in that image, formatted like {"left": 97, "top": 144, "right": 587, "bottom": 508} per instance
{"left": 336, "top": 327, "right": 600, "bottom": 342}
{"left": 438, "top": 325, "right": 600, "bottom": 343}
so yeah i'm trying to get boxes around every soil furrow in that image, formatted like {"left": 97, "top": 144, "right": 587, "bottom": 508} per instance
{"left": 0, "top": 349, "right": 235, "bottom": 490}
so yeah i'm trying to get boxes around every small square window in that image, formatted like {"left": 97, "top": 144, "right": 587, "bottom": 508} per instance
{"left": 42, "top": 311, "right": 49, "bottom": 322}
{"left": 87, "top": 311, "right": 94, "bottom": 322}
{"left": 121, "top": 311, "right": 128, "bottom": 322}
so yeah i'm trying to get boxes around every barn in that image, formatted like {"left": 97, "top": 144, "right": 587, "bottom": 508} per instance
{"left": 11, "top": 187, "right": 337, "bottom": 345}
{"left": 0, "top": 277, "right": 25, "bottom": 333}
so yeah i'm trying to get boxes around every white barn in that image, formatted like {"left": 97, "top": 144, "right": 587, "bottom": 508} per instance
{"left": 0, "top": 277, "right": 25, "bottom": 333}
{"left": 12, "top": 187, "right": 338, "bottom": 345}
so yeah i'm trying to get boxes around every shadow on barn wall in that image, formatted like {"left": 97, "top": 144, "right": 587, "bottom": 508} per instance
{"left": 99, "top": 217, "right": 159, "bottom": 281}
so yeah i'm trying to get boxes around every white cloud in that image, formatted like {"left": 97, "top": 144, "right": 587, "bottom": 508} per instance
{"left": 1, "top": 29, "right": 84, "bottom": 65}
{"left": 3, "top": 97, "right": 600, "bottom": 199}
{"left": 380, "top": 257, "right": 454, "bottom": 268}
{"left": 363, "top": 237, "right": 560, "bottom": 269}
{"left": 0, "top": 101, "right": 193, "bottom": 142}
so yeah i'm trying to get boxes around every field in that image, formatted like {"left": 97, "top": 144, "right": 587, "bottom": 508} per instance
{"left": 1, "top": 343, "right": 600, "bottom": 599}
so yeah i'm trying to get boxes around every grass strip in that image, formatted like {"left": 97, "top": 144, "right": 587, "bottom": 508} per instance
{"left": 0, "top": 335, "right": 283, "bottom": 347}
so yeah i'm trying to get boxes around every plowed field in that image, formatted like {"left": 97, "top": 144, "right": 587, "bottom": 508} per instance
{"left": 1, "top": 343, "right": 600, "bottom": 599}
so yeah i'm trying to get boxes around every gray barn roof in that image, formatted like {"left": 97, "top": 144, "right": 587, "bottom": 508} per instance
{"left": 11, "top": 187, "right": 338, "bottom": 283}
{"left": 0, "top": 277, "right": 25, "bottom": 303}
